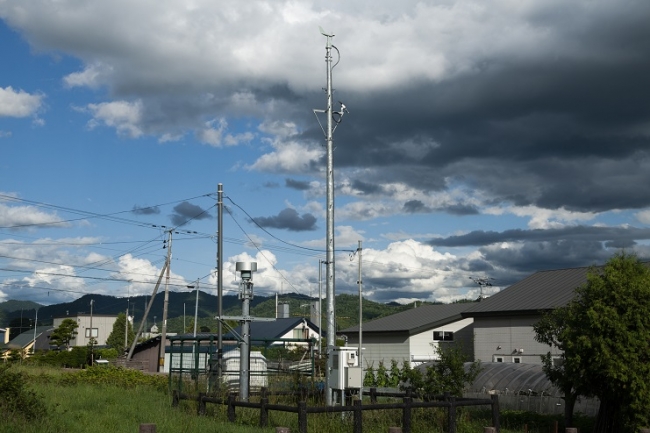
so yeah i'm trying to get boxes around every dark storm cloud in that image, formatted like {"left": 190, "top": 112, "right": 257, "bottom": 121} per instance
{"left": 169, "top": 202, "right": 212, "bottom": 226}
{"left": 327, "top": 5, "right": 650, "bottom": 214}
{"left": 131, "top": 205, "right": 160, "bottom": 215}
{"left": 285, "top": 178, "right": 311, "bottom": 191}
{"left": 252, "top": 208, "right": 317, "bottom": 232}
{"left": 351, "top": 179, "right": 385, "bottom": 195}
{"left": 443, "top": 204, "right": 479, "bottom": 216}
{"left": 403, "top": 200, "right": 431, "bottom": 214}
{"left": 481, "top": 239, "right": 614, "bottom": 275}
{"left": 428, "top": 226, "right": 650, "bottom": 247}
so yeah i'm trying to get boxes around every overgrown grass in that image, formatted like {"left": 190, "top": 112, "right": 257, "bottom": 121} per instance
{"left": 2, "top": 364, "right": 594, "bottom": 433}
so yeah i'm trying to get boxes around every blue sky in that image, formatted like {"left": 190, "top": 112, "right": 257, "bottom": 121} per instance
{"left": 2, "top": 0, "right": 650, "bottom": 307}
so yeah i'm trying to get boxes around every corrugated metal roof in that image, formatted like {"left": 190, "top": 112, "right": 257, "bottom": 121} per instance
{"left": 341, "top": 303, "right": 476, "bottom": 335}
{"left": 463, "top": 265, "right": 603, "bottom": 316}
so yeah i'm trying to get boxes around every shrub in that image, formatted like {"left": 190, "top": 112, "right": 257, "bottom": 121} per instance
{"left": 0, "top": 364, "right": 46, "bottom": 421}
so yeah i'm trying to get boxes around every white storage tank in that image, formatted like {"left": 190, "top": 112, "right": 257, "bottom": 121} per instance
{"left": 222, "top": 349, "right": 268, "bottom": 390}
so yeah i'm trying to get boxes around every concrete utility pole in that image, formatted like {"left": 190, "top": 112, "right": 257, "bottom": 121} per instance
{"left": 127, "top": 262, "right": 167, "bottom": 360}
{"left": 217, "top": 183, "right": 224, "bottom": 381}
{"left": 89, "top": 300, "right": 94, "bottom": 364}
{"left": 357, "top": 240, "right": 363, "bottom": 399}
{"left": 314, "top": 26, "right": 348, "bottom": 406}
{"left": 159, "top": 229, "right": 173, "bottom": 371}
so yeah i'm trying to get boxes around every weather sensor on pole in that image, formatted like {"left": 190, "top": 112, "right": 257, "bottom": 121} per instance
{"left": 470, "top": 277, "right": 495, "bottom": 300}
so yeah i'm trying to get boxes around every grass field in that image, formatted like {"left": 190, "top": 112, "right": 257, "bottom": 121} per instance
{"left": 2, "top": 364, "right": 594, "bottom": 433}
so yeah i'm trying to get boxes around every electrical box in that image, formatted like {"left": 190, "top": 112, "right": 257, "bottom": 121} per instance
{"left": 328, "top": 346, "right": 362, "bottom": 390}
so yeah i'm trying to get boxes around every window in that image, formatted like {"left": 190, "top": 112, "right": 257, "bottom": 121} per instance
{"left": 433, "top": 331, "right": 453, "bottom": 341}
{"left": 493, "top": 356, "right": 504, "bottom": 362}
{"left": 512, "top": 357, "right": 522, "bottom": 363}
{"left": 85, "top": 328, "right": 98, "bottom": 338}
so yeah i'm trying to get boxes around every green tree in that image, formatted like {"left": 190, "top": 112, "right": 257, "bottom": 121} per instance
{"left": 375, "top": 360, "right": 389, "bottom": 387}
{"left": 50, "top": 318, "right": 78, "bottom": 350}
{"left": 106, "top": 313, "right": 135, "bottom": 355}
{"left": 534, "top": 253, "right": 650, "bottom": 433}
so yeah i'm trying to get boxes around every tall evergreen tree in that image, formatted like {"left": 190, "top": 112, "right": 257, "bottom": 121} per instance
{"left": 105, "top": 313, "right": 135, "bottom": 355}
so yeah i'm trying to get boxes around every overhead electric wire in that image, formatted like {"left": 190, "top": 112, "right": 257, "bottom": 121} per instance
{"left": 224, "top": 204, "right": 300, "bottom": 293}
{"left": 0, "top": 192, "right": 214, "bottom": 230}
{"left": 225, "top": 195, "right": 355, "bottom": 254}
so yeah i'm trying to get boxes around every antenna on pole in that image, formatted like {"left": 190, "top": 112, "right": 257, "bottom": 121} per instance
{"left": 313, "top": 26, "right": 349, "bottom": 406}
{"left": 469, "top": 277, "right": 495, "bottom": 301}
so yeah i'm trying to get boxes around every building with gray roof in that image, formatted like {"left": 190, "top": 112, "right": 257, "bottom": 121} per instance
{"left": 340, "top": 302, "right": 476, "bottom": 369}
{"left": 462, "top": 265, "right": 593, "bottom": 365}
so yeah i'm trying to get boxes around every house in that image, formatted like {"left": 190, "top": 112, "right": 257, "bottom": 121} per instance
{"left": 0, "top": 327, "right": 9, "bottom": 345}
{"left": 340, "top": 302, "right": 476, "bottom": 369}
{"left": 1, "top": 326, "right": 54, "bottom": 359}
{"left": 223, "top": 317, "right": 323, "bottom": 348}
{"left": 53, "top": 314, "right": 117, "bottom": 347}
{"left": 461, "top": 266, "right": 591, "bottom": 364}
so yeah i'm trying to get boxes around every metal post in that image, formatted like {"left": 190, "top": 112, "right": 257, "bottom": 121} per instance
{"left": 217, "top": 183, "right": 224, "bottom": 381}
{"left": 236, "top": 262, "right": 256, "bottom": 402}
{"left": 127, "top": 263, "right": 167, "bottom": 360}
{"left": 318, "top": 260, "right": 323, "bottom": 354}
{"left": 193, "top": 280, "right": 200, "bottom": 337}
{"left": 159, "top": 230, "right": 173, "bottom": 371}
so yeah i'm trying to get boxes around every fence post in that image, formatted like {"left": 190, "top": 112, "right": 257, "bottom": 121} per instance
{"left": 402, "top": 396, "right": 412, "bottom": 433}
{"left": 227, "top": 393, "right": 236, "bottom": 422}
{"left": 490, "top": 394, "right": 501, "bottom": 432}
{"left": 353, "top": 399, "right": 363, "bottom": 433}
{"left": 197, "top": 392, "right": 206, "bottom": 416}
{"left": 298, "top": 401, "right": 308, "bottom": 433}
{"left": 388, "top": 428, "right": 403, "bottom": 433}
{"left": 276, "top": 428, "right": 290, "bottom": 433}
{"left": 139, "top": 424, "right": 156, "bottom": 433}
{"left": 370, "top": 387, "right": 377, "bottom": 404}
{"left": 447, "top": 395, "right": 456, "bottom": 433}
{"left": 260, "top": 395, "right": 269, "bottom": 427}
{"left": 171, "top": 390, "right": 179, "bottom": 407}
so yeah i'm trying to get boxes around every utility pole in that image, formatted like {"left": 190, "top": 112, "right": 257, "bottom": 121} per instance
{"left": 124, "top": 293, "right": 129, "bottom": 352}
{"left": 127, "top": 262, "right": 168, "bottom": 360}
{"left": 314, "top": 26, "right": 348, "bottom": 406}
{"left": 89, "top": 300, "right": 94, "bottom": 364}
{"left": 357, "top": 240, "right": 363, "bottom": 400}
{"left": 159, "top": 229, "right": 173, "bottom": 371}
{"left": 217, "top": 183, "right": 224, "bottom": 382}
{"left": 32, "top": 308, "right": 38, "bottom": 355}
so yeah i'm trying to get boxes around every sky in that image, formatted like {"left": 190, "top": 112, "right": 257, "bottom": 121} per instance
{"left": 2, "top": 0, "right": 650, "bottom": 308}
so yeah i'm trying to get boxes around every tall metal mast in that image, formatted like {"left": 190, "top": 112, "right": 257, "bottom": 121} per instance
{"left": 314, "top": 27, "right": 348, "bottom": 405}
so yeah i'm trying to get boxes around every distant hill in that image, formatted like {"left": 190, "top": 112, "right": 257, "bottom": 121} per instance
{"left": 0, "top": 291, "right": 423, "bottom": 334}
{"left": 0, "top": 299, "right": 43, "bottom": 314}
